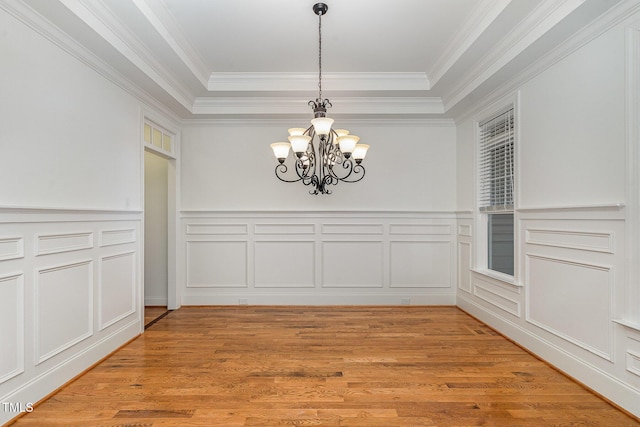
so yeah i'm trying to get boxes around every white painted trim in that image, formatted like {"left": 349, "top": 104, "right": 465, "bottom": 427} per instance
{"left": 207, "top": 72, "right": 430, "bottom": 92}
{"left": 192, "top": 96, "right": 444, "bottom": 117}
{"left": 0, "top": 273, "right": 24, "bottom": 384}
{"left": 181, "top": 292, "right": 456, "bottom": 307}
{"left": 458, "top": 295, "right": 640, "bottom": 418}
{"left": 0, "top": 320, "right": 139, "bottom": 426}
{"left": 428, "top": 0, "right": 511, "bottom": 87}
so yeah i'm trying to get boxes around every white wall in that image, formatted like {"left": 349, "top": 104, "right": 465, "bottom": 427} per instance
{"left": 178, "top": 120, "right": 458, "bottom": 306}
{"left": 0, "top": 7, "right": 144, "bottom": 425}
{"left": 181, "top": 121, "right": 456, "bottom": 211}
{"left": 456, "top": 15, "right": 640, "bottom": 418}
{"left": 144, "top": 151, "right": 168, "bottom": 306}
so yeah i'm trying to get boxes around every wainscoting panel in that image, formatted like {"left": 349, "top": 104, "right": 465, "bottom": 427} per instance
{"left": 526, "top": 254, "right": 613, "bottom": 360}
{"left": 186, "top": 241, "right": 248, "bottom": 287}
{"left": 180, "top": 211, "right": 457, "bottom": 305}
{"left": 0, "top": 237, "right": 24, "bottom": 261}
{"left": 36, "top": 260, "right": 93, "bottom": 364}
{"left": 322, "top": 241, "right": 384, "bottom": 288}
{"left": 35, "top": 232, "right": 93, "bottom": 256}
{"left": 389, "top": 241, "right": 451, "bottom": 287}
{"left": 458, "top": 242, "right": 471, "bottom": 293}
{"left": 0, "top": 209, "right": 142, "bottom": 426}
{"left": 0, "top": 273, "right": 24, "bottom": 384}
{"left": 255, "top": 241, "right": 315, "bottom": 287}
{"left": 99, "top": 251, "right": 136, "bottom": 330}
{"left": 100, "top": 228, "right": 136, "bottom": 247}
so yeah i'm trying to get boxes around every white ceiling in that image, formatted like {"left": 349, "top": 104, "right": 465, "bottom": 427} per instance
{"left": 19, "top": 0, "right": 628, "bottom": 119}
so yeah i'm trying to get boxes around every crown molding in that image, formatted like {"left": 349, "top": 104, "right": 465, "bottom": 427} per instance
{"left": 58, "top": 0, "right": 195, "bottom": 111}
{"left": 452, "top": 0, "right": 640, "bottom": 123}
{"left": 130, "top": 0, "right": 210, "bottom": 88}
{"left": 428, "top": 0, "right": 511, "bottom": 88}
{"left": 192, "top": 96, "right": 444, "bottom": 117}
{"left": 444, "top": 0, "right": 586, "bottom": 112}
{"left": 207, "top": 72, "right": 430, "bottom": 92}
{"left": 180, "top": 117, "right": 456, "bottom": 127}
{"left": 1, "top": 0, "right": 182, "bottom": 122}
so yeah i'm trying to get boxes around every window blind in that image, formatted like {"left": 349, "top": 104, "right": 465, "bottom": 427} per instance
{"left": 479, "top": 107, "right": 514, "bottom": 212}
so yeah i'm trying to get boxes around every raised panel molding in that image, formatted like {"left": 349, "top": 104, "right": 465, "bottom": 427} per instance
{"left": 0, "top": 273, "right": 24, "bottom": 383}
{"left": 100, "top": 228, "right": 136, "bottom": 247}
{"left": 180, "top": 212, "right": 457, "bottom": 302}
{"left": 627, "top": 351, "right": 640, "bottom": 378}
{"left": 254, "top": 241, "right": 315, "bottom": 287}
{"left": 0, "top": 237, "right": 24, "bottom": 261}
{"left": 389, "top": 241, "right": 451, "bottom": 287}
{"left": 321, "top": 241, "right": 384, "bottom": 288}
{"left": 458, "top": 242, "right": 471, "bottom": 293}
{"left": 99, "top": 251, "right": 136, "bottom": 330}
{"left": 36, "top": 232, "right": 93, "bottom": 256}
{"left": 186, "top": 223, "right": 248, "bottom": 235}
{"left": 390, "top": 224, "right": 451, "bottom": 235}
{"left": 255, "top": 224, "right": 315, "bottom": 235}
{"left": 526, "top": 228, "right": 614, "bottom": 253}
{"left": 36, "top": 260, "right": 93, "bottom": 364}
{"left": 322, "top": 224, "right": 384, "bottom": 235}
{"left": 526, "top": 254, "right": 613, "bottom": 361}
{"left": 458, "top": 224, "right": 472, "bottom": 237}
{"left": 472, "top": 276, "right": 521, "bottom": 317}
{"left": 186, "top": 240, "right": 248, "bottom": 287}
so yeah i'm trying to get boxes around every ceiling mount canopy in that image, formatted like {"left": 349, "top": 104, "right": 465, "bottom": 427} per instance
{"left": 270, "top": 2, "right": 368, "bottom": 195}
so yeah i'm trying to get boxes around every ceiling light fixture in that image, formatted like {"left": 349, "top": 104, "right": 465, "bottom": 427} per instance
{"left": 270, "top": 3, "right": 368, "bottom": 195}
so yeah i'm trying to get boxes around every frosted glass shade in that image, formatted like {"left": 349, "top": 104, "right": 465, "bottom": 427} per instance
{"left": 288, "top": 135, "right": 311, "bottom": 153}
{"left": 271, "top": 142, "right": 291, "bottom": 161}
{"left": 288, "top": 128, "right": 306, "bottom": 136}
{"left": 338, "top": 135, "right": 359, "bottom": 154}
{"left": 311, "top": 117, "right": 334, "bottom": 135}
{"left": 352, "top": 144, "right": 369, "bottom": 161}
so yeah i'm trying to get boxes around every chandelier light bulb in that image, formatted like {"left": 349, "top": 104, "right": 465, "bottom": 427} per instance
{"left": 311, "top": 117, "right": 334, "bottom": 135}
{"left": 288, "top": 135, "right": 312, "bottom": 155}
{"left": 352, "top": 143, "right": 369, "bottom": 164}
{"left": 288, "top": 128, "right": 307, "bottom": 136}
{"left": 270, "top": 142, "right": 291, "bottom": 163}
{"left": 338, "top": 134, "right": 359, "bottom": 157}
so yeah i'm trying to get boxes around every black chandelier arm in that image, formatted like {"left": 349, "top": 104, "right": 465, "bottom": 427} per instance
{"left": 274, "top": 163, "right": 304, "bottom": 183}
{"left": 329, "top": 160, "right": 366, "bottom": 183}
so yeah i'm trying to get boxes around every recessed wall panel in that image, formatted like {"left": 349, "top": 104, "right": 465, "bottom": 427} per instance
{"left": 36, "top": 261, "right": 93, "bottom": 364}
{"left": 100, "top": 228, "right": 136, "bottom": 247}
{"left": 255, "top": 241, "right": 315, "bottom": 287}
{"left": 458, "top": 242, "right": 471, "bottom": 292}
{"left": 527, "top": 254, "right": 612, "bottom": 360}
{"left": 187, "top": 241, "right": 247, "bottom": 287}
{"left": 100, "top": 252, "right": 135, "bottom": 330}
{"left": 0, "top": 274, "right": 23, "bottom": 383}
{"left": 390, "top": 241, "right": 451, "bottom": 287}
{"left": 321, "top": 241, "right": 383, "bottom": 287}
{"left": 0, "top": 237, "right": 23, "bottom": 261}
{"left": 36, "top": 232, "right": 93, "bottom": 255}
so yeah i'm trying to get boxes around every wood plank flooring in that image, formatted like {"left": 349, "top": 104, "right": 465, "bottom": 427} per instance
{"left": 9, "top": 306, "right": 640, "bottom": 426}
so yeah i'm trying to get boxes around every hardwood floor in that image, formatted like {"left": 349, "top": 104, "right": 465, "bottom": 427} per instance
{"left": 144, "top": 306, "right": 169, "bottom": 329}
{"left": 9, "top": 306, "right": 640, "bottom": 426}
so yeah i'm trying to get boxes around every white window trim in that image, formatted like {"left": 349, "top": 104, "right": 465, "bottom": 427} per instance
{"left": 473, "top": 93, "right": 520, "bottom": 282}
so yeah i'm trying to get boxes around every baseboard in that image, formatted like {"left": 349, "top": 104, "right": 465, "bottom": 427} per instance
{"left": 457, "top": 294, "right": 640, "bottom": 419}
{"left": 181, "top": 292, "right": 456, "bottom": 306}
{"left": 0, "top": 319, "right": 140, "bottom": 426}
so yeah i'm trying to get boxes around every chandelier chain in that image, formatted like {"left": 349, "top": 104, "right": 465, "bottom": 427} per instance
{"left": 318, "top": 9, "right": 323, "bottom": 100}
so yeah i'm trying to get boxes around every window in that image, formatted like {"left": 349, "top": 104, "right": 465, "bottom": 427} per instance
{"left": 479, "top": 107, "right": 515, "bottom": 276}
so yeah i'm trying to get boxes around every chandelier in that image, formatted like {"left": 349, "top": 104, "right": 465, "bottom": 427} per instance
{"left": 270, "top": 3, "right": 369, "bottom": 195}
